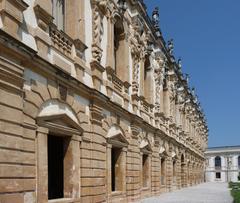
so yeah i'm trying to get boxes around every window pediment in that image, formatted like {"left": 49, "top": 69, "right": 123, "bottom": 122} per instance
{"left": 140, "top": 139, "right": 152, "bottom": 154}
{"left": 171, "top": 151, "right": 176, "bottom": 158}
{"left": 37, "top": 114, "right": 82, "bottom": 136}
{"left": 37, "top": 100, "right": 82, "bottom": 135}
{"left": 159, "top": 146, "right": 168, "bottom": 157}
{"left": 107, "top": 125, "right": 128, "bottom": 147}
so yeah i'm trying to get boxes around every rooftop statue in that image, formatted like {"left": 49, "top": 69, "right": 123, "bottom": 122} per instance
{"left": 152, "top": 7, "right": 159, "bottom": 27}
{"left": 167, "top": 39, "right": 174, "bottom": 55}
{"left": 152, "top": 7, "right": 161, "bottom": 37}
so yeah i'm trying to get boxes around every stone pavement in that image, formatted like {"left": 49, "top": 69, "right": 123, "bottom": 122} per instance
{"left": 141, "top": 182, "right": 233, "bottom": 203}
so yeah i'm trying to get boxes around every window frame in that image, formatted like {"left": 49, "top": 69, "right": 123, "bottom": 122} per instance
{"left": 36, "top": 123, "right": 81, "bottom": 203}
{"left": 52, "top": 0, "right": 65, "bottom": 31}
{"left": 214, "top": 156, "right": 221, "bottom": 169}
{"left": 238, "top": 156, "right": 240, "bottom": 168}
{"left": 142, "top": 153, "right": 150, "bottom": 188}
{"left": 111, "top": 146, "right": 124, "bottom": 192}
{"left": 160, "top": 157, "right": 166, "bottom": 186}
{"left": 216, "top": 172, "right": 221, "bottom": 179}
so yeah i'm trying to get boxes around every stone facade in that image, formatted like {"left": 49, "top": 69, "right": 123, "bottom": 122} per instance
{"left": 205, "top": 146, "right": 240, "bottom": 182}
{"left": 0, "top": 0, "right": 208, "bottom": 202}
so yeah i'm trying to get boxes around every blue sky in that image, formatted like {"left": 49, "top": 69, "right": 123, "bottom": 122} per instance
{"left": 145, "top": 0, "right": 240, "bottom": 147}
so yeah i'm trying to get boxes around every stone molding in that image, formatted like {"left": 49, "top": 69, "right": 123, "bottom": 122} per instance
{"left": 33, "top": 5, "right": 53, "bottom": 31}
{"left": 0, "top": 0, "right": 28, "bottom": 39}
{"left": 90, "top": 60, "right": 105, "bottom": 91}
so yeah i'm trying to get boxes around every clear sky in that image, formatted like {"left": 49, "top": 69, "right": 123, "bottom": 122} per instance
{"left": 145, "top": 0, "right": 240, "bottom": 147}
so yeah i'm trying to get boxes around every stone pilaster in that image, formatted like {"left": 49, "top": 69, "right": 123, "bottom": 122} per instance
{"left": 176, "top": 159, "right": 181, "bottom": 189}
{"left": 151, "top": 144, "right": 161, "bottom": 195}
{"left": 90, "top": 61, "right": 105, "bottom": 91}
{"left": 166, "top": 156, "right": 172, "bottom": 191}
{"left": 106, "top": 143, "right": 112, "bottom": 199}
{"left": 126, "top": 127, "right": 141, "bottom": 202}
{"left": 181, "top": 162, "right": 187, "bottom": 187}
{"left": 36, "top": 127, "right": 49, "bottom": 203}
{"left": 83, "top": 102, "right": 106, "bottom": 202}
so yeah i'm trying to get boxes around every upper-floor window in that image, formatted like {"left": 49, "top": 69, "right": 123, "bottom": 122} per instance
{"left": 215, "top": 156, "right": 221, "bottom": 168}
{"left": 114, "top": 18, "right": 125, "bottom": 76}
{"left": 144, "top": 55, "right": 151, "bottom": 102}
{"left": 238, "top": 156, "right": 240, "bottom": 168}
{"left": 52, "top": 0, "right": 65, "bottom": 30}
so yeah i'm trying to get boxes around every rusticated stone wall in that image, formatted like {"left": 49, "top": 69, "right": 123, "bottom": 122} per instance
{"left": 0, "top": 0, "right": 207, "bottom": 202}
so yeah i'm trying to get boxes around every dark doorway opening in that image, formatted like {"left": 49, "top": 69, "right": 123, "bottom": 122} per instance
{"left": 161, "top": 158, "right": 165, "bottom": 185}
{"left": 181, "top": 154, "right": 185, "bottom": 187}
{"left": 142, "top": 154, "right": 149, "bottom": 187}
{"left": 173, "top": 160, "right": 176, "bottom": 177}
{"left": 48, "top": 135, "right": 64, "bottom": 200}
{"left": 216, "top": 172, "right": 221, "bottom": 179}
{"left": 111, "top": 147, "right": 121, "bottom": 191}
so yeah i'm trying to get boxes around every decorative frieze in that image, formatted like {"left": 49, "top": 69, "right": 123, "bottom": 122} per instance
{"left": 91, "top": 0, "right": 107, "bottom": 62}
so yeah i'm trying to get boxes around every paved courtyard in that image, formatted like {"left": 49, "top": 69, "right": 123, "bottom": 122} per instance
{"left": 142, "top": 182, "right": 233, "bottom": 203}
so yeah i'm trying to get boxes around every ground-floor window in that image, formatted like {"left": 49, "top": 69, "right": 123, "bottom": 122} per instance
{"left": 216, "top": 172, "right": 221, "bottom": 179}
{"left": 36, "top": 101, "right": 82, "bottom": 202}
{"left": 161, "top": 158, "right": 165, "bottom": 185}
{"left": 238, "top": 156, "right": 240, "bottom": 168}
{"left": 173, "top": 160, "right": 176, "bottom": 177}
{"left": 173, "top": 159, "right": 177, "bottom": 183}
{"left": 142, "top": 154, "right": 149, "bottom": 188}
{"left": 48, "top": 135, "right": 64, "bottom": 199}
{"left": 47, "top": 134, "right": 75, "bottom": 200}
{"left": 111, "top": 147, "right": 123, "bottom": 192}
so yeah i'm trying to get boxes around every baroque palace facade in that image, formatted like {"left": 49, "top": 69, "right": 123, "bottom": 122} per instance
{"left": 0, "top": 0, "right": 208, "bottom": 202}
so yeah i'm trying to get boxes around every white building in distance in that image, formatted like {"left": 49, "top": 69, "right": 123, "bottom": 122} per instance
{"left": 205, "top": 146, "right": 240, "bottom": 182}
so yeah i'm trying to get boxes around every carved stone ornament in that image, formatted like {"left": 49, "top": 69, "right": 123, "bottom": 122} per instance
{"left": 91, "top": 0, "right": 108, "bottom": 62}
{"left": 154, "top": 53, "right": 166, "bottom": 107}
{"left": 129, "top": 23, "right": 141, "bottom": 57}
{"left": 129, "top": 23, "right": 142, "bottom": 95}
{"left": 59, "top": 84, "right": 68, "bottom": 101}
{"left": 132, "top": 59, "right": 140, "bottom": 94}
